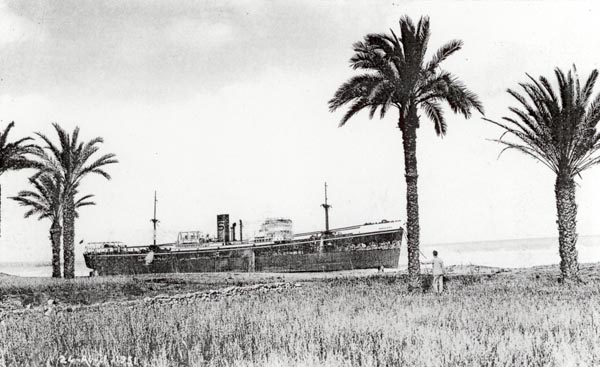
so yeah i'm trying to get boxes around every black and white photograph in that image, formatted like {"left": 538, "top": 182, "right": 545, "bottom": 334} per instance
{"left": 1, "top": 1, "right": 600, "bottom": 366}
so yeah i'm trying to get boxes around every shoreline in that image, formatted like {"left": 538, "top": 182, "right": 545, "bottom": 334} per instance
{"left": 1, "top": 259, "right": 598, "bottom": 278}
{"left": 2, "top": 262, "right": 599, "bottom": 312}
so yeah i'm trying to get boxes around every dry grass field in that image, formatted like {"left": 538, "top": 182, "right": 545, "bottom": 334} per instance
{"left": 1, "top": 265, "right": 600, "bottom": 366}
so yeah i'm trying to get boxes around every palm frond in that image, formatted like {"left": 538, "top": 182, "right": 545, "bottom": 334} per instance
{"left": 0, "top": 122, "right": 16, "bottom": 149}
{"left": 75, "top": 194, "right": 95, "bottom": 206}
{"left": 0, "top": 123, "right": 39, "bottom": 175}
{"left": 425, "top": 40, "right": 463, "bottom": 72}
{"left": 11, "top": 194, "right": 51, "bottom": 219}
{"left": 487, "top": 66, "right": 600, "bottom": 178}
{"left": 330, "top": 15, "right": 481, "bottom": 136}
{"left": 340, "top": 98, "right": 371, "bottom": 127}
{"left": 579, "top": 69, "right": 598, "bottom": 107}
{"left": 328, "top": 74, "right": 386, "bottom": 112}
{"left": 443, "top": 76, "right": 484, "bottom": 117}
{"left": 421, "top": 100, "right": 446, "bottom": 136}
{"left": 492, "top": 139, "right": 558, "bottom": 172}
{"left": 36, "top": 124, "right": 117, "bottom": 191}
{"left": 77, "top": 154, "right": 118, "bottom": 181}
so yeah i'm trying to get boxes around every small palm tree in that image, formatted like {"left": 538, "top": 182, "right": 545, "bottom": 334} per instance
{"left": 485, "top": 66, "right": 600, "bottom": 281}
{"left": 34, "top": 123, "right": 117, "bottom": 278}
{"left": 329, "top": 16, "right": 483, "bottom": 289}
{"left": 11, "top": 174, "right": 94, "bottom": 278}
{"left": 0, "top": 122, "right": 39, "bottom": 237}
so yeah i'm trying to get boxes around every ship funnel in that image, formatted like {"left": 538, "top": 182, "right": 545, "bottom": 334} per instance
{"left": 217, "top": 214, "right": 230, "bottom": 242}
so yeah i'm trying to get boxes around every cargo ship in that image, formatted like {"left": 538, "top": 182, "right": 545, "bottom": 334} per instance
{"left": 83, "top": 185, "right": 403, "bottom": 275}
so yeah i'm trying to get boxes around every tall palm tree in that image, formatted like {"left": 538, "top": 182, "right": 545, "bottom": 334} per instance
{"left": 34, "top": 123, "right": 117, "bottom": 279}
{"left": 329, "top": 16, "right": 483, "bottom": 289}
{"left": 11, "top": 174, "right": 95, "bottom": 278}
{"left": 0, "top": 122, "right": 39, "bottom": 237}
{"left": 485, "top": 66, "right": 600, "bottom": 281}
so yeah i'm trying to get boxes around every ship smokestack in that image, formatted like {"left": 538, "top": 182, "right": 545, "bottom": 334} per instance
{"left": 239, "top": 220, "right": 243, "bottom": 241}
{"left": 231, "top": 222, "right": 237, "bottom": 241}
{"left": 217, "top": 214, "right": 230, "bottom": 242}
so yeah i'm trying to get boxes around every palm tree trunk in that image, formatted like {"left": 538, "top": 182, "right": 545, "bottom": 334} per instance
{"left": 555, "top": 172, "right": 579, "bottom": 280}
{"left": 63, "top": 195, "right": 75, "bottom": 279}
{"left": 50, "top": 221, "right": 62, "bottom": 278}
{"left": 401, "top": 108, "right": 421, "bottom": 291}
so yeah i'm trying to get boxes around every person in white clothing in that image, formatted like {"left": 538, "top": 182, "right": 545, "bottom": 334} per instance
{"left": 421, "top": 250, "right": 444, "bottom": 293}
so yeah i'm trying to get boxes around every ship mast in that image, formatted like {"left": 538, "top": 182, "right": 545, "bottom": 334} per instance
{"left": 321, "top": 182, "right": 331, "bottom": 234}
{"left": 151, "top": 191, "right": 159, "bottom": 245}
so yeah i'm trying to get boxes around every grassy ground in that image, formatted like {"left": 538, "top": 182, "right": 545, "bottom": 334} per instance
{"left": 0, "top": 272, "right": 307, "bottom": 309}
{"left": 0, "top": 265, "right": 509, "bottom": 309}
{"left": 1, "top": 266, "right": 600, "bottom": 366}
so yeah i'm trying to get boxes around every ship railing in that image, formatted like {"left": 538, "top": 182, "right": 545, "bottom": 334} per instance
{"left": 256, "top": 228, "right": 402, "bottom": 247}
{"left": 293, "top": 220, "right": 402, "bottom": 238}
{"left": 84, "top": 228, "right": 403, "bottom": 255}
{"left": 84, "top": 242, "right": 175, "bottom": 254}
{"left": 256, "top": 229, "right": 402, "bottom": 250}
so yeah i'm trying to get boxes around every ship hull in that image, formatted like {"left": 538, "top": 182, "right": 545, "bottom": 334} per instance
{"left": 84, "top": 228, "right": 402, "bottom": 276}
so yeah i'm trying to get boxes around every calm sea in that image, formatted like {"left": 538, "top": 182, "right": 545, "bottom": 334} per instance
{"left": 1, "top": 236, "right": 600, "bottom": 277}
{"left": 419, "top": 235, "right": 600, "bottom": 269}
{"left": 0, "top": 261, "right": 92, "bottom": 277}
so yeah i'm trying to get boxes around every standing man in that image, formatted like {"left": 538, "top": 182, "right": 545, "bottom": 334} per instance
{"left": 421, "top": 250, "right": 445, "bottom": 293}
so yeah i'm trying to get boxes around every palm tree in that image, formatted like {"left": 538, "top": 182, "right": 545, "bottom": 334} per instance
{"left": 0, "top": 122, "right": 39, "bottom": 237}
{"left": 11, "top": 174, "right": 95, "bottom": 278}
{"left": 485, "top": 66, "right": 600, "bottom": 281}
{"left": 329, "top": 16, "right": 483, "bottom": 289}
{"left": 34, "top": 123, "right": 117, "bottom": 279}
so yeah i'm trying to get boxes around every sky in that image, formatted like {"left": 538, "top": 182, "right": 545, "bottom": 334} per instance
{"left": 1, "top": 0, "right": 600, "bottom": 265}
